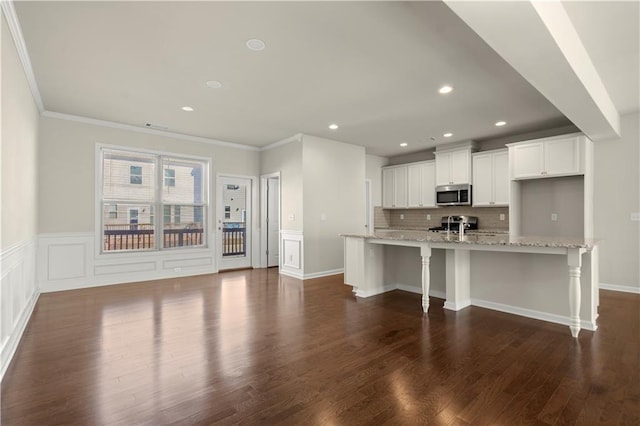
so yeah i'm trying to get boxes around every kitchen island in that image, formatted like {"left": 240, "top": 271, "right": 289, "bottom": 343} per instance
{"left": 342, "top": 230, "right": 599, "bottom": 337}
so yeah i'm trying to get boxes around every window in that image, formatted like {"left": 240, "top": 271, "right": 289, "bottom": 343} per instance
{"left": 100, "top": 147, "right": 208, "bottom": 252}
{"left": 164, "top": 169, "right": 175, "bottom": 187}
{"left": 130, "top": 166, "right": 142, "bottom": 184}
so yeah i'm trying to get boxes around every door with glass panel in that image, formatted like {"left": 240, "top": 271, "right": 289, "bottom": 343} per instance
{"left": 217, "top": 176, "right": 252, "bottom": 270}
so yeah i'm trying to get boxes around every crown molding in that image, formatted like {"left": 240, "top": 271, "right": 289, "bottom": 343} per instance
{"left": 260, "top": 133, "right": 303, "bottom": 151}
{"left": 1, "top": 0, "right": 45, "bottom": 112}
{"left": 41, "top": 111, "right": 261, "bottom": 152}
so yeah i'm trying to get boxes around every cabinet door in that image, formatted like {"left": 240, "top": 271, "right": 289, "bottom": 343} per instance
{"left": 511, "top": 142, "right": 544, "bottom": 179}
{"left": 492, "top": 151, "right": 509, "bottom": 205}
{"left": 450, "top": 149, "right": 470, "bottom": 184}
{"left": 382, "top": 168, "right": 394, "bottom": 208}
{"left": 472, "top": 154, "right": 493, "bottom": 206}
{"left": 545, "top": 137, "right": 581, "bottom": 176}
{"left": 393, "top": 166, "right": 408, "bottom": 208}
{"left": 421, "top": 162, "right": 436, "bottom": 207}
{"left": 407, "top": 164, "right": 423, "bottom": 207}
{"left": 435, "top": 152, "right": 451, "bottom": 186}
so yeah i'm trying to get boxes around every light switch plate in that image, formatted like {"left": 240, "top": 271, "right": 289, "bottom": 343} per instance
{"left": 499, "top": 214, "right": 505, "bottom": 221}
{"left": 288, "top": 214, "right": 295, "bottom": 221}
{"left": 631, "top": 212, "right": 640, "bottom": 221}
{"left": 551, "top": 213, "right": 558, "bottom": 221}
{"left": 400, "top": 214, "right": 404, "bottom": 220}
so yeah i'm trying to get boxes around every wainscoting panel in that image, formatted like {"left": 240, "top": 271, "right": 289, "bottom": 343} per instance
{"left": 1, "top": 238, "right": 38, "bottom": 381}
{"left": 280, "top": 230, "right": 303, "bottom": 279}
{"left": 47, "top": 241, "right": 87, "bottom": 281}
{"left": 38, "top": 233, "right": 217, "bottom": 292}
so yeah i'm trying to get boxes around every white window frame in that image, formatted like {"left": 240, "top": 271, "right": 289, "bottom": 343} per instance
{"left": 95, "top": 144, "right": 211, "bottom": 257}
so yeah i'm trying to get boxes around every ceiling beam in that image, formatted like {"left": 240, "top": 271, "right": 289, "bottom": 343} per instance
{"left": 445, "top": 0, "right": 620, "bottom": 141}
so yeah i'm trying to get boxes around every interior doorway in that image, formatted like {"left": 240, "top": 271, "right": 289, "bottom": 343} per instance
{"left": 260, "top": 173, "right": 280, "bottom": 268}
{"left": 217, "top": 175, "right": 253, "bottom": 270}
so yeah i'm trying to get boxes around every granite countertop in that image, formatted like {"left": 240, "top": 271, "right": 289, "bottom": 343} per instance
{"left": 342, "top": 229, "right": 597, "bottom": 249}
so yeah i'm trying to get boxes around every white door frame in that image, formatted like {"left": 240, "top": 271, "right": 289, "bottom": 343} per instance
{"left": 260, "top": 172, "right": 281, "bottom": 268}
{"left": 365, "top": 179, "right": 374, "bottom": 235}
{"left": 216, "top": 173, "right": 259, "bottom": 271}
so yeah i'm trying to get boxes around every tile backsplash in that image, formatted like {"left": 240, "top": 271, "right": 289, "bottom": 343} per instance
{"left": 374, "top": 206, "right": 509, "bottom": 231}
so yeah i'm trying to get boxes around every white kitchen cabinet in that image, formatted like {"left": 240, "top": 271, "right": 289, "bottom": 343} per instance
{"left": 382, "top": 165, "right": 407, "bottom": 208}
{"left": 407, "top": 161, "right": 436, "bottom": 208}
{"left": 472, "top": 149, "right": 509, "bottom": 206}
{"left": 509, "top": 135, "right": 584, "bottom": 180}
{"left": 435, "top": 148, "right": 472, "bottom": 186}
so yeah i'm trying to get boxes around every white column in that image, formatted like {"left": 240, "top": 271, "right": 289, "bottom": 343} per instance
{"left": 568, "top": 248, "right": 586, "bottom": 337}
{"left": 444, "top": 249, "right": 471, "bottom": 311}
{"left": 420, "top": 244, "right": 432, "bottom": 312}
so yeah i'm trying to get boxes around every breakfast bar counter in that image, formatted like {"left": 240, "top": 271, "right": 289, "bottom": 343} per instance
{"left": 342, "top": 230, "right": 599, "bottom": 337}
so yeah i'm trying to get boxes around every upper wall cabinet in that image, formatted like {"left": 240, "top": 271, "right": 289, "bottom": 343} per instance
{"left": 472, "top": 149, "right": 509, "bottom": 206}
{"left": 508, "top": 134, "right": 585, "bottom": 180}
{"left": 382, "top": 165, "right": 408, "bottom": 208}
{"left": 435, "top": 148, "right": 472, "bottom": 186}
{"left": 407, "top": 161, "right": 436, "bottom": 208}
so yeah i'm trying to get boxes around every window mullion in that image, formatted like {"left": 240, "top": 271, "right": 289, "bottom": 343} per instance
{"left": 156, "top": 155, "right": 163, "bottom": 251}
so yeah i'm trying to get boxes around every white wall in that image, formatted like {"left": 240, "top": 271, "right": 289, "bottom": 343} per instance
{"left": 38, "top": 117, "right": 260, "bottom": 233}
{"left": 1, "top": 11, "right": 40, "bottom": 380}
{"left": 260, "top": 139, "right": 303, "bottom": 232}
{"left": 303, "top": 135, "right": 366, "bottom": 276}
{"left": 594, "top": 112, "right": 640, "bottom": 291}
{"left": 36, "top": 116, "right": 261, "bottom": 292}
{"left": 365, "top": 154, "right": 388, "bottom": 207}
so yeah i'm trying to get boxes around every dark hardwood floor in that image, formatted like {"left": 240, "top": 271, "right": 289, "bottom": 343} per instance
{"left": 1, "top": 269, "right": 639, "bottom": 425}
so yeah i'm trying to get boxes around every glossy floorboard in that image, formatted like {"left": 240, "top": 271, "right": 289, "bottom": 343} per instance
{"left": 1, "top": 269, "right": 638, "bottom": 425}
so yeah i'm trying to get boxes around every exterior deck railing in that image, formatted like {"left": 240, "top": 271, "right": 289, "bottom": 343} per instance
{"left": 103, "top": 224, "right": 246, "bottom": 255}
{"left": 222, "top": 226, "right": 246, "bottom": 256}
{"left": 103, "top": 224, "right": 203, "bottom": 251}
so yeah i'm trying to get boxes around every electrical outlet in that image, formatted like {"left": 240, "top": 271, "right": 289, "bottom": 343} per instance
{"left": 426, "top": 214, "right": 431, "bottom": 220}
{"left": 551, "top": 213, "right": 558, "bottom": 221}
{"left": 400, "top": 214, "right": 404, "bottom": 220}
{"left": 288, "top": 214, "right": 295, "bottom": 221}
{"left": 174, "top": 267, "right": 182, "bottom": 272}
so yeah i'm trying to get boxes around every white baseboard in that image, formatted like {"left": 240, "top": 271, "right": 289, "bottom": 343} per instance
{"left": 1, "top": 238, "right": 39, "bottom": 381}
{"left": 444, "top": 300, "right": 472, "bottom": 311}
{"left": 354, "top": 283, "right": 446, "bottom": 300}
{"left": 395, "top": 283, "right": 446, "bottom": 300}
{"left": 304, "top": 268, "right": 344, "bottom": 280}
{"left": 471, "top": 298, "right": 597, "bottom": 331}
{"left": 279, "top": 268, "right": 304, "bottom": 280}
{"left": 600, "top": 283, "right": 640, "bottom": 294}
{"left": 355, "top": 284, "right": 397, "bottom": 298}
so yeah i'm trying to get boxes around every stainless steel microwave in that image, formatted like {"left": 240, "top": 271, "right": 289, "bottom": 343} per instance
{"left": 436, "top": 184, "right": 472, "bottom": 206}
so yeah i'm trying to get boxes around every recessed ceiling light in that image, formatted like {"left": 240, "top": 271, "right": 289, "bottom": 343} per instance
{"left": 443, "top": 133, "right": 453, "bottom": 138}
{"left": 329, "top": 123, "right": 339, "bottom": 130}
{"left": 206, "top": 80, "right": 222, "bottom": 89}
{"left": 438, "top": 85, "right": 453, "bottom": 94}
{"left": 495, "top": 121, "right": 507, "bottom": 126}
{"left": 181, "top": 106, "right": 194, "bottom": 112}
{"left": 400, "top": 142, "right": 408, "bottom": 147}
{"left": 246, "top": 39, "right": 266, "bottom": 51}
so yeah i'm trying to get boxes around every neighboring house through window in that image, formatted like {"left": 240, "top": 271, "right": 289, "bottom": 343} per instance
{"left": 100, "top": 147, "right": 208, "bottom": 252}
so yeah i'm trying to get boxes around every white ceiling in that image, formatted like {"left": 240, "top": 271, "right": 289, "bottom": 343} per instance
{"left": 12, "top": 1, "right": 639, "bottom": 157}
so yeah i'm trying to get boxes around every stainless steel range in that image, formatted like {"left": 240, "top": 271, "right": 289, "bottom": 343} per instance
{"left": 428, "top": 215, "right": 478, "bottom": 233}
